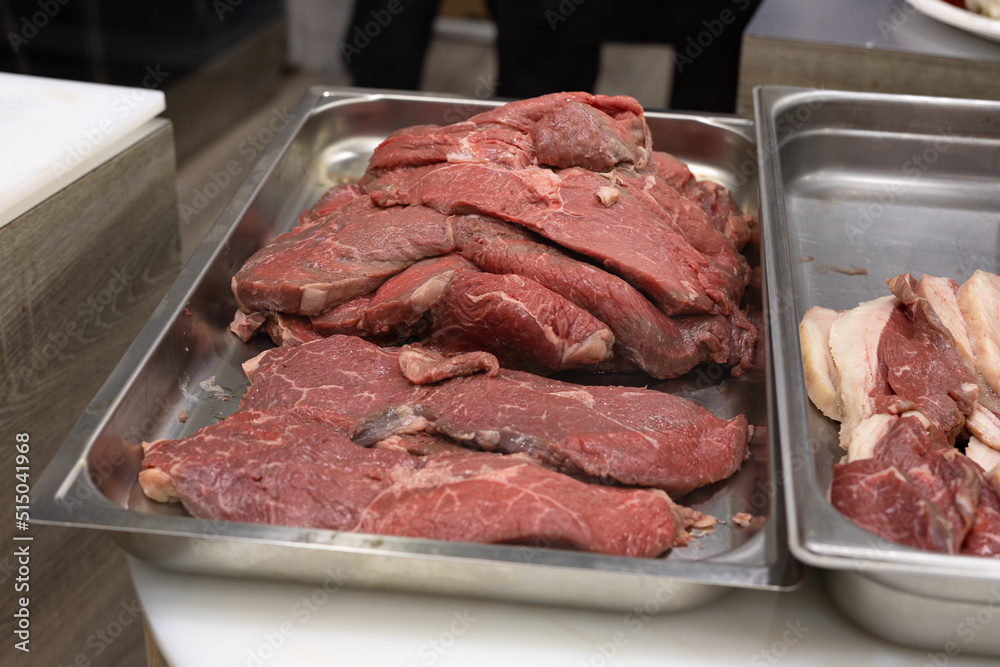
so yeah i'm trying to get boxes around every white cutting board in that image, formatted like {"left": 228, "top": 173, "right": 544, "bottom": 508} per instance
{"left": 0, "top": 73, "right": 165, "bottom": 228}
{"left": 131, "top": 559, "right": 998, "bottom": 667}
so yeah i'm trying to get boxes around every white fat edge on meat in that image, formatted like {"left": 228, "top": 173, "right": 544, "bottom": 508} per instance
{"left": 562, "top": 329, "right": 616, "bottom": 367}
{"left": 844, "top": 409, "right": 935, "bottom": 464}
{"left": 958, "top": 270, "right": 1000, "bottom": 400}
{"left": 409, "top": 270, "right": 459, "bottom": 312}
{"left": 799, "top": 306, "right": 843, "bottom": 421}
{"left": 967, "top": 437, "right": 1000, "bottom": 477}
{"left": 241, "top": 348, "right": 272, "bottom": 381}
{"left": 299, "top": 283, "right": 331, "bottom": 315}
{"left": 137, "top": 468, "right": 180, "bottom": 503}
{"left": 828, "top": 294, "right": 899, "bottom": 448}
{"left": 845, "top": 413, "right": 896, "bottom": 463}
{"left": 988, "top": 465, "right": 1000, "bottom": 499}
{"left": 918, "top": 275, "right": 975, "bottom": 363}
{"left": 966, "top": 404, "right": 1000, "bottom": 452}
{"left": 918, "top": 274, "right": 1000, "bottom": 414}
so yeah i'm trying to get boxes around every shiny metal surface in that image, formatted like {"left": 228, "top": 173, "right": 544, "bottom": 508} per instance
{"left": 756, "top": 85, "right": 1000, "bottom": 654}
{"left": 33, "top": 88, "right": 798, "bottom": 612}
{"left": 747, "top": 0, "right": 1000, "bottom": 61}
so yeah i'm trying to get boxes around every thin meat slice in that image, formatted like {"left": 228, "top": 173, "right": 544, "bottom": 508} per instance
{"left": 230, "top": 311, "right": 323, "bottom": 346}
{"left": 799, "top": 306, "right": 843, "bottom": 421}
{"left": 230, "top": 310, "right": 268, "bottom": 342}
{"left": 881, "top": 275, "right": 978, "bottom": 441}
{"left": 260, "top": 312, "right": 324, "bottom": 347}
{"left": 958, "top": 270, "right": 1000, "bottom": 399}
{"left": 232, "top": 199, "right": 455, "bottom": 316}
{"left": 294, "top": 184, "right": 363, "bottom": 231}
{"left": 363, "top": 162, "right": 748, "bottom": 315}
{"left": 528, "top": 96, "right": 651, "bottom": 171}
{"left": 241, "top": 335, "right": 749, "bottom": 496}
{"left": 398, "top": 345, "right": 499, "bottom": 384}
{"left": 877, "top": 417, "right": 982, "bottom": 550}
{"left": 962, "top": 483, "right": 1000, "bottom": 557}
{"left": 644, "top": 151, "right": 753, "bottom": 249}
{"left": 371, "top": 122, "right": 534, "bottom": 171}
{"left": 845, "top": 414, "right": 897, "bottom": 463}
{"left": 831, "top": 414, "right": 982, "bottom": 553}
{"left": 240, "top": 336, "right": 426, "bottom": 416}
{"left": 368, "top": 91, "right": 651, "bottom": 174}
{"left": 310, "top": 295, "right": 373, "bottom": 337}
{"left": 831, "top": 460, "right": 955, "bottom": 552}
{"left": 366, "top": 372, "right": 749, "bottom": 496}
{"left": 613, "top": 167, "right": 744, "bottom": 267}
{"left": 362, "top": 254, "right": 478, "bottom": 334}
{"left": 359, "top": 451, "right": 699, "bottom": 555}
{"left": 827, "top": 295, "right": 900, "bottom": 447}
{"left": 965, "top": 406, "right": 1000, "bottom": 453}
{"left": 455, "top": 215, "right": 755, "bottom": 378}
{"left": 139, "top": 409, "right": 695, "bottom": 557}
{"left": 910, "top": 273, "right": 1000, "bottom": 414}
{"left": 425, "top": 272, "right": 615, "bottom": 373}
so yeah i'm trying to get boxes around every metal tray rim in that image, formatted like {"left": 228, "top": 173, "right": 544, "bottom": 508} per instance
{"left": 754, "top": 83, "right": 1000, "bottom": 580}
{"left": 32, "top": 86, "right": 800, "bottom": 596}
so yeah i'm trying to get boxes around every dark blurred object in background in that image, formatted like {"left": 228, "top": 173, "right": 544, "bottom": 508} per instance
{"left": 1, "top": 0, "right": 286, "bottom": 161}
{"left": 343, "top": 0, "right": 600, "bottom": 99}
{"left": 0, "top": 0, "right": 281, "bottom": 86}
{"left": 621, "top": 1, "right": 763, "bottom": 113}
{"left": 342, "top": 0, "right": 761, "bottom": 112}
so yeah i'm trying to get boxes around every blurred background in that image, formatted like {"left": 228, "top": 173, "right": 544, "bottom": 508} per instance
{"left": 2, "top": 0, "right": 760, "bottom": 257}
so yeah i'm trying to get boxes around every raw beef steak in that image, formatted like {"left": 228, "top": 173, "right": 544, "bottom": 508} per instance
{"left": 232, "top": 198, "right": 455, "bottom": 316}
{"left": 454, "top": 215, "right": 755, "bottom": 378}
{"left": 139, "top": 409, "right": 699, "bottom": 557}
{"left": 425, "top": 271, "right": 615, "bottom": 373}
{"left": 367, "top": 91, "right": 651, "bottom": 174}
{"left": 362, "top": 162, "right": 748, "bottom": 316}
{"left": 241, "top": 335, "right": 749, "bottom": 495}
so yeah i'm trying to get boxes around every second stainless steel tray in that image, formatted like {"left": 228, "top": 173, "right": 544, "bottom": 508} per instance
{"left": 756, "top": 84, "right": 1000, "bottom": 655}
{"left": 33, "top": 87, "right": 798, "bottom": 612}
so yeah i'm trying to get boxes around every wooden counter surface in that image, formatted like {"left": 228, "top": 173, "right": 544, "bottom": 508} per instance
{"left": 1, "top": 122, "right": 180, "bottom": 667}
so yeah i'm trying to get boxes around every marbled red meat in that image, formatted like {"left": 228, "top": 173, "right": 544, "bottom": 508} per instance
{"left": 139, "top": 409, "right": 697, "bottom": 557}
{"left": 453, "top": 215, "right": 755, "bottom": 378}
{"left": 362, "top": 162, "right": 748, "bottom": 316}
{"left": 367, "top": 91, "right": 651, "bottom": 174}
{"left": 241, "top": 335, "right": 748, "bottom": 496}
{"left": 830, "top": 415, "right": 981, "bottom": 553}
{"left": 425, "top": 272, "right": 615, "bottom": 373}
{"left": 232, "top": 198, "right": 455, "bottom": 316}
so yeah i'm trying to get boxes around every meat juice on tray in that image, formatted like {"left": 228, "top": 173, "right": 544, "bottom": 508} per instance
{"left": 139, "top": 92, "right": 762, "bottom": 558}
{"left": 800, "top": 271, "right": 1000, "bottom": 557}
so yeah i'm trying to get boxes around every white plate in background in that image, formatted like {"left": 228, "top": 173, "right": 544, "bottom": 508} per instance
{"left": 906, "top": 0, "right": 1000, "bottom": 43}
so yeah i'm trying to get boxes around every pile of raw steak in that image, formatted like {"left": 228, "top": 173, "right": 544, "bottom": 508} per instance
{"left": 139, "top": 93, "right": 760, "bottom": 558}
{"left": 800, "top": 271, "right": 1000, "bottom": 557}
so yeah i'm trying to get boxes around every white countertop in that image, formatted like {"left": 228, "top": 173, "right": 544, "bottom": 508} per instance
{"left": 130, "top": 559, "right": 997, "bottom": 666}
{"left": 0, "top": 73, "right": 165, "bottom": 228}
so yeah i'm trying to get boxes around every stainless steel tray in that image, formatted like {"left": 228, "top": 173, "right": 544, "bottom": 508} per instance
{"left": 33, "top": 87, "right": 799, "bottom": 612}
{"left": 756, "top": 85, "right": 1000, "bottom": 654}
